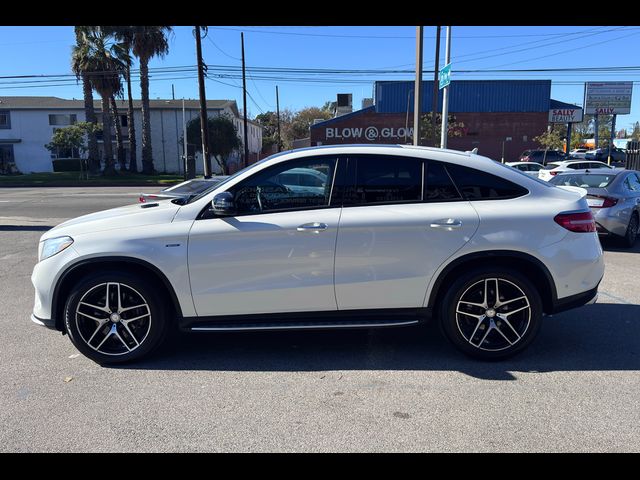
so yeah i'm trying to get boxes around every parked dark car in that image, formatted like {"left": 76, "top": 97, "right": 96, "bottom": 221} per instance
{"left": 519, "top": 150, "right": 568, "bottom": 165}
{"left": 584, "top": 147, "right": 627, "bottom": 167}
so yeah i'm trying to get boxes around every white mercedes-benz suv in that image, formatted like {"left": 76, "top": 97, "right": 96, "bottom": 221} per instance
{"left": 31, "top": 145, "right": 604, "bottom": 364}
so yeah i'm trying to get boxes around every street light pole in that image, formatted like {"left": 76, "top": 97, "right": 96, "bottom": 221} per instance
{"left": 194, "top": 26, "right": 211, "bottom": 178}
{"left": 413, "top": 26, "right": 423, "bottom": 146}
{"left": 440, "top": 26, "right": 452, "bottom": 149}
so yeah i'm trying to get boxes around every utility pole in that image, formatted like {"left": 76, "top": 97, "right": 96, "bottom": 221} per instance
{"left": 241, "top": 32, "right": 249, "bottom": 167}
{"left": 171, "top": 84, "right": 175, "bottom": 100}
{"left": 413, "top": 26, "right": 423, "bottom": 146}
{"left": 440, "top": 26, "right": 452, "bottom": 149}
{"left": 195, "top": 26, "right": 211, "bottom": 178}
{"left": 276, "top": 85, "right": 281, "bottom": 152}
{"left": 594, "top": 114, "right": 599, "bottom": 150}
{"left": 432, "top": 26, "right": 441, "bottom": 147}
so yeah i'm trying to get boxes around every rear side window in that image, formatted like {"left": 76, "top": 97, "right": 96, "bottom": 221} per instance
{"left": 344, "top": 155, "right": 423, "bottom": 205}
{"left": 445, "top": 163, "right": 528, "bottom": 200}
{"left": 424, "top": 161, "right": 461, "bottom": 201}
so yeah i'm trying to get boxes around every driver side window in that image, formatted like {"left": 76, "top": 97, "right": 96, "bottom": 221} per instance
{"left": 229, "top": 156, "right": 337, "bottom": 215}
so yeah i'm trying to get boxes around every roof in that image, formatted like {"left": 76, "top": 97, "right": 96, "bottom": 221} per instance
{"left": 375, "top": 80, "right": 552, "bottom": 113}
{"left": 549, "top": 99, "right": 583, "bottom": 111}
{"left": 0, "top": 96, "right": 236, "bottom": 112}
{"left": 310, "top": 106, "right": 375, "bottom": 128}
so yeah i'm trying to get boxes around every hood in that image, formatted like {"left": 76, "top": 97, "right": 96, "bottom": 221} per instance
{"left": 42, "top": 201, "right": 181, "bottom": 241}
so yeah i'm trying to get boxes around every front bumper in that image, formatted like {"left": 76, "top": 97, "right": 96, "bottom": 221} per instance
{"left": 31, "top": 313, "right": 57, "bottom": 330}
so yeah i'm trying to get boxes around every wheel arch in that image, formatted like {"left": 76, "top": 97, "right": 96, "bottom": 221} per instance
{"left": 426, "top": 250, "right": 557, "bottom": 315}
{"left": 52, "top": 256, "right": 183, "bottom": 332}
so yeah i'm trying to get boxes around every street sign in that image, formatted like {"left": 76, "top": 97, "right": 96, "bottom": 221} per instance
{"left": 584, "top": 82, "right": 633, "bottom": 115}
{"left": 439, "top": 63, "right": 451, "bottom": 90}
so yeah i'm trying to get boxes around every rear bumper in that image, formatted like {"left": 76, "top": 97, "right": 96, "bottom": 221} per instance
{"left": 549, "top": 284, "right": 600, "bottom": 314}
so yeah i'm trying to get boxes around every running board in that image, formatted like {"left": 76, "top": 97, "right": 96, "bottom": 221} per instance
{"left": 189, "top": 318, "right": 420, "bottom": 332}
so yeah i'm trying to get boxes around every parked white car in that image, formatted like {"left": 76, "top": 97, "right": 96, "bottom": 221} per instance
{"left": 569, "top": 148, "right": 588, "bottom": 159}
{"left": 538, "top": 160, "right": 614, "bottom": 181}
{"left": 505, "top": 161, "right": 544, "bottom": 177}
{"left": 31, "top": 145, "right": 604, "bottom": 364}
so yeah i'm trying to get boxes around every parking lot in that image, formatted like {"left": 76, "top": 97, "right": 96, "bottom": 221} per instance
{"left": 1, "top": 186, "right": 640, "bottom": 452}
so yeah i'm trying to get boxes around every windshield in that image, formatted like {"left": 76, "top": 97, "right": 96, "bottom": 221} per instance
{"left": 549, "top": 173, "right": 618, "bottom": 188}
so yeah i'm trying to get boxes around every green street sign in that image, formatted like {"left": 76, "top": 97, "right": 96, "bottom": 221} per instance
{"left": 439, "top": 63, "right": 451, "bottom": 89}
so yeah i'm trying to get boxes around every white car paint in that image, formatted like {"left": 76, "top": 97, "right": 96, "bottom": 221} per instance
{"left": 538, "top": 160, "right": 614, "bottom": 181}
{"left": 505, "top": 161, "right": 544, "bottom": 177}
{"left": 32, "top": 145, "right": 604, "bottom": 360}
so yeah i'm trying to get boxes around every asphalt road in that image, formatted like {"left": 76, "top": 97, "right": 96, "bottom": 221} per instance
{"left": 1, "top": 187, "right": 640, "bottom": 452}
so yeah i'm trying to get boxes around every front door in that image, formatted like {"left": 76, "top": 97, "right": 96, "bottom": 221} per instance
{"left": 188, "top": 155, "right": 342, "bottom": 317}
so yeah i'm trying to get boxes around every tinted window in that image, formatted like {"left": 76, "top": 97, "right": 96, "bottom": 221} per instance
{"left": 344, "top": 155, "right": 423, "bottom": 205}
{"left": 425, "top": 161, "right": 461, "bottom": 201}
{"left": 625, "top": 173, "right": 640, "bottom": 192}
{"left": 230, "top": 157, "right": 336, "bottom": 214}
{"left": 446, "top": 164, "right": 528, "bottom": 200}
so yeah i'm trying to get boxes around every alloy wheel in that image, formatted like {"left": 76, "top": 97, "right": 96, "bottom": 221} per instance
{"left": 75, "top": 282, "right": 152, "bottom": 356}
{"left": 455, "top": 278, "right": 531, "bottom": 352}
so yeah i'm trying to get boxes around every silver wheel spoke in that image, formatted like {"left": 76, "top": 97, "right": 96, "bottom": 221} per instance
{"left": 456, "top": 309, "right": 484, "bottom": 320}
{"left": 492, "top": 278, "right": 499, "bottom": 307}
{"left": 120, "top": 304, "right": 148, "bottom": 314}
{"left": 493, "top": 324, "right": 514, "bottom": 346}
{"left": 468, "top": 315, "right": 487, "bottom": 344}
{"left": 95, "top": 325, "right": 117, "bottom": 350}
{"left": 121, "top": 313, "right": 150, "bottom": 324}
{"left": 87, "top": 323, "right": 107, "bottom": 344}
{"left": 496, "top": 296, "right": 527, "bottom": 309}
{"left": 482, "top": 279, "right": 489, "bottom": 308}
{"left": 458, "top": 300, "right": 485, "bottom": 309}
{"left": 497, "top": 314, "right": 522, "bottom": 340}
{"left": 474, "top": 325, "right": 493, "bottom": 348}
{"left": 500, "top": 304, "right": 529, "bottom": 317}
{"left": 79, "top": 301, "right": 109, "bottom": 313}
{"left": 77, "top": 311, "right": 108, "bottom": 323}
{"left": 113, "top": 327, "right": 132, "bottom": 352}
{"left": 121, "top": 323, "right": 140, "bottom": 347}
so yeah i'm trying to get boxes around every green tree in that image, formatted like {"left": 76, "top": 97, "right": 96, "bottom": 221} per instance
{"left": 631, "top": 122, "right": 640, "bottom": 141}
{"left": 290, "top": 107, "right": 333, "bottom": 140}
{"left": 255, "top": 109, "right": 294, "bottom": 151}
{"left": 419, "top": 112, "right": 466, "bottom": 146}
{"left": 71, "top": 26, "right": 100, "bottom": 174}
{"left": 45, "top": 122, "right": 101, "bottom": 158}
{"left": 128, "top": 26, "right": 173, "bottom": 174}
{"left": 75, "top": 29, "right": 127, "bottom": 175}
{"left": 534, "top": 128, "right": 565, "bottom": 151}
{"left": 185, "top": 115, "right": 241, "bottom": 175}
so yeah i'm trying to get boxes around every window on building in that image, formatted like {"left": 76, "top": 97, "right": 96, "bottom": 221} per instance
{"left": 0, "top": 145, "right": 15, "bottom": 173}
{"left": 0, "top": 110, "right": 10, "bottom": 129}
{"left": 120, "top": 115, "right": 128, "bottom": 127}
{"left": 344, "top": 155, "right": 423, "bottom": 206}
{"left": 48, "top": 114, "right": 77, "bottom": 126}
{"left": 445, "top": 163, "right": 529, "bottom": 200}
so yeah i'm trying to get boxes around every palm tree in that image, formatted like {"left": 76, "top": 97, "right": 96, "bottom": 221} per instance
{"left": 75, "top": 29, "right": 127, "bottom": 175}
{"left": 110, "top": 95, "right": 126, "bottom": 170}
{"left": 71, "top": 26, "right": 100, "bottom": 174}
{"left": 129, "top": 26, "right": 173, "bottom": 174}
{"left": 105, "top": 26, "right": 138, "bottom": 173}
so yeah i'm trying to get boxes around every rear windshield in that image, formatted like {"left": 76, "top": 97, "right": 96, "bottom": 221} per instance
{"left": 541, "top": 162, "right": 562, "bottom": 170}
{"left": 549, "top": 173, "right": 617, "bottom": 188}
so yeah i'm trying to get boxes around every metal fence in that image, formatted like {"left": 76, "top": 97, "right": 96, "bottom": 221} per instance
{"left": 626, "top": 141, "right": 640, "bottom": 171}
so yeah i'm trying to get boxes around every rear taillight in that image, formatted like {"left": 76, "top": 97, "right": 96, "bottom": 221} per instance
{"left": 554, "top": 211, "right": 596, "bottom": 233}
{"left": 589, "top": 195, "right": 618, "bottom": 208}
{"left": 549, "top": 171, "right": 559, "bottom": 176}
{"left": 139, "top": 196, "right": 146, "bottom": 203}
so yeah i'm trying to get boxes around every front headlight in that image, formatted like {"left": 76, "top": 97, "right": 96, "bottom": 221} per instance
{"left": 39, "top": 236, "right": 74, "bottom": 262}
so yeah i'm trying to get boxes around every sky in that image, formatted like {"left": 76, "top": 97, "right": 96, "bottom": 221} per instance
{"left": 1, "top": 25, "right": 639, "bottom": 132}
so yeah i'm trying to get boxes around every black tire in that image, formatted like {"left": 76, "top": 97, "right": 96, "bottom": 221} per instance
{"left": 64, "top": 271, "right": 169, "bottom": 365}
{"left": 622, "top": 213, "right": 639, "bottom": 248}
{"left": 439, "top": 267, "right": 543, "bottom": 360}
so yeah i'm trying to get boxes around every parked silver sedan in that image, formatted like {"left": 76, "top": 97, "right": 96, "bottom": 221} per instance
{"left": 550, "top": 170, "right": 640, "bottom": 247}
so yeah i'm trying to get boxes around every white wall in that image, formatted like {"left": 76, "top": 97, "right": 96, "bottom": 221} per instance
{"left": 0, "top": 104, "right": 263, "bottom": 174}
{"left": 0, "top": 109, "right": 84, "bottom": 173}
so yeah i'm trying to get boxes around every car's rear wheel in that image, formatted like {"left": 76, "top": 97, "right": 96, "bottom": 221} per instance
{"left": 622, "top": 213, "right": 639, "bottom": 248}
{"left": 440, "top": 268, "right": 543, "bottom": 360}
{"left": 64, "top": 272, "right": 169, "bottom": 365}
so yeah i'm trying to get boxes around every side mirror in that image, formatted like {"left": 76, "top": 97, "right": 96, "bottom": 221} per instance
{"left": 211, "top": 192, "right": 236, "bottom": 216}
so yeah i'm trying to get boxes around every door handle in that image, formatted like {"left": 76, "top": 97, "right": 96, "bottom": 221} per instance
{"left": 297, "top": 222, "right": 328, "bottom": 232}
{"left": 430, "top": 219, "right": 463, "bottom": 230}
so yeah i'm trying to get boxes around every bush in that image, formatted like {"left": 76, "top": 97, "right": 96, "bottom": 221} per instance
{"left": 52, "top": 158, "right": 85, "bottom": 172}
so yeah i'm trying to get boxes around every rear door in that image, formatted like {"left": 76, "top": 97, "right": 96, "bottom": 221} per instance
{"left": 333, "top": 155, "right": 479, "bottom": 310}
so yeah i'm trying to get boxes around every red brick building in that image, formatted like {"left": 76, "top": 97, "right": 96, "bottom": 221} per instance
{"left": 310, "top": 80, "right": 564, "bottom": 162}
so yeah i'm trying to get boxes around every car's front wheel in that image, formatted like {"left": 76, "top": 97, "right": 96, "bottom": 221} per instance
{"left": 440, "top": 268, "right": 543, "bottom": 360}
{"left": 64, "top": 272, "right": 169, "bottom": 365}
